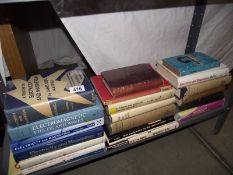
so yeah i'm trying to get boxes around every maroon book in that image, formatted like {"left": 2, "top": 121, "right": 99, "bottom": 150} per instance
{"left": 101, "top": 64, "right": 163, "bottom": 97}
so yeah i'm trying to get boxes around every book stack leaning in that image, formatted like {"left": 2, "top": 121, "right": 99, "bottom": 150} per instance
{"left": 156, "top": 52, "right": 231, "bottom": 124}
{"left": 4, "top": 68, "right": 106, "bottom": 174}
{"left": 91, "top": 64, "right": 179, "bottom": 149}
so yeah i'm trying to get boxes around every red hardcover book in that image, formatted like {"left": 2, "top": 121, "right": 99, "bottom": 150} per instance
{"left": 91, "top": 75, "right": 171, "bottom": 105}
{"left": 101, "top": 64, "right": 164, "bottom": 97}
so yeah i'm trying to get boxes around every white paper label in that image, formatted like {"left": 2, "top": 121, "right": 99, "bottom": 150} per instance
{"left": 69, "top": 85, "right": 85, "bottom": 93}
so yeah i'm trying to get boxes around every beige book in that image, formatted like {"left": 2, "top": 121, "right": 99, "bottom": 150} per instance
{"left": 109, "top": 97, "right": 175, "bottom": 123}
{"left": 108, "top": 104, "right": 176, "bottom": 134}
{"left": 107, "top": 88, "right": 175, "bottom": 114}
{"left": 175, "top": 75, "right": 231, "bottom": 100}
{"left": 176, "top": 86, "right": 225, "bottom": 106}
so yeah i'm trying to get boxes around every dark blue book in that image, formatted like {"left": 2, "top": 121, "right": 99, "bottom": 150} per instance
{"left": 4, "top": 67, "right": 96, "bottom": 127}
{"left": 11, "top": 126, "right": 104, "bottom": 161}
{"left": 163, "top": 52, "right": 220, "bottom": 76}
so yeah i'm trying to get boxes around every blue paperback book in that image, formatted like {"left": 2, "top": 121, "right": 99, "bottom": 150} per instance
{"left": 11, "top": 126, "right": 104, "bottom": 161}
{"left": 4, "top": 67, "right": 96, "bottom": 127}
{"left": 162, "top": 52, "right": 220, "bottom": 76}
{"left": 7, "top": 96, "right": 104, "bottom": 141}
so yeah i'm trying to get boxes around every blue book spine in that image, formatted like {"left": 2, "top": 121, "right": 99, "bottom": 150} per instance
{"left": 12, "top": 126, "right": 104, "bottom": 161}
{"left": 7, "top": 96, "right": 104, "bottom": 141}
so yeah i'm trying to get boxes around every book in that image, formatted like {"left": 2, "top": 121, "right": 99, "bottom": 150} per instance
{"left": 101, "top": 64, "right": 164, "bottom": 97}
{"left": 175, "top": 75, "right": 231, "bottom": 99}
{"left": 176, "top": 86, "right": 225, "bottom": 106}
{"left": 109, "top": 97, "right": 175, "bottom": 123}
{"left": 177, "top": 92, "right": 224, "bottom": 111}
{"left": 12, "top": 126, "right": 104, "bottom": 161}
{"left": 8, "top": 150, "right": 22, "bottom": 175}
{"left": 18, "top": 135, "right": 106, "bottom": 169}
{"left": 108, "top": 121, "right": 179, "bottom": 149}
{"left": 21, "top": 143, "right": 105, "bottom": 175}
{"left": 7, "top": 95, "right": 104, "bottom": 141}
{"left": 107, "top": 88, "right": 175, "bottom": 114}
{"left": 106, "top": 115, "right": 174, "bottom": 144}
{"left": 175, "top": 99, "right": 225, "bottom": 123}
{"left": 91, "top": 75, "right": 171, "bottom": 105}
{"left": 162, "top": 52, "right": 220, "bottom": 76}
{"left": 4, "top": 68, "right": 96, "bottom": 127}
{"left": 11, "top": 118, "right": 104, "bottom": 154}
{"left": 107, "top": 104, "right": 176, "bottom": 134}
{"left": 156, "top": 60, "right": 229, "bottom": 88}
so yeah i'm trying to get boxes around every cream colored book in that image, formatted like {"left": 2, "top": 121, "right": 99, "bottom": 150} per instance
{"left": 107, "top": 88, "right": 175, "bottom": 114}
{"left": 109, "top": 97, "right": 175, "bottom": 123}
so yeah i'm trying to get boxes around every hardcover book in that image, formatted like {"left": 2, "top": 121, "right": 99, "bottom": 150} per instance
{"left": 162, "top": 52, "right": 220, "bottom": 76}
{"left": 101, "top": 64, "right": 164, "bottom": 97}
{"left": 4, "top": 67, "right": 96, "bottom": 127}
{"left": 91, "top": 75, "right": 171, "bottom": 105}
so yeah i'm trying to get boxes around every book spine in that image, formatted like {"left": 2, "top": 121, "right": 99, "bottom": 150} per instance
{"left": 110, "top": 97, "right": 175, "bottom": 123}
{"left": 11, "top": 118, "right": 104, "bottom": 152}
{"left": 107, "top": 88, "right": 175, "bottom": 114}
{"left": 8, "top": 101, "right": 104, "bottom": 141}
{"left": 109, "top": 104, "right": 176, "bottom": 134}
{"left": 175, "top": 99, "right": 225, "bottom": 123}
{"left": 108, "top": 121, "right": 179, "bottom": 149}
{"left": 13, "top": 126, "right": 104, "bottom": 161}
{"left": 111, "top": 78, "right": 164, "bottom": 97}
{"left": 19, "top": 135, "right": 106, "bottom": 169}
{"left": 107, "top": 116, "right": 174, "bottom": 143}
{"left": 175, "top": 75, "right": 231, "bottom": 99}
{"left": 21, "top": 143, "right": 105, "bottom": 175}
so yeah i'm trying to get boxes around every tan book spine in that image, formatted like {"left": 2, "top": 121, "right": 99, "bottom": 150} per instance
{"left": 176, "top": 86, "right": 225, "bottom": 106}
{"left": 175, "top": 75, "right": 231, "bottom": 100}
{"left": 109, "top": 104, "right": 176, "bottom": 134}
{"left": 110, "top": 97, "right": 175, "bottom": 123}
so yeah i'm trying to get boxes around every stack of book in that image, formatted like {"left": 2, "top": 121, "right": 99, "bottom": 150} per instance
{"left": 4, "top": 68, "right": 106, "bottom": 174}
{"left": 91, "top": 64, "right": 179, "bottom": 149}
{"left": 156, "top": 52, "right": 231, "bottom": 124}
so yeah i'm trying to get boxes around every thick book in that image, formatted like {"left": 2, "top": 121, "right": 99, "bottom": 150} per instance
{"left": 107, "top": 104, "right": 176, "bottom": 134}
{"left": 156, "top": 60, "right": 229, "bottom": 88}
{"left": 19, "top": 136, "right": 106, "bottom": 169}
{"left": 101, "top": 64, "right": 164, "bottom": 97}
{"left": 91, "top": 75, "right": 171, "bottom": 105}
{"left": 11, "top": 126, "right": 104, "bottom": 161}
{"left": 4, "top": 68, "right": 96, "bottom": 127}
{"left": 175, "top": 75, "right": 231, "bottom": 99}
{"left": 175, "top": 99, "right": 225, "bottom": 123}
{"left": 162, "top": 52, "right": 220, "bottom": 76}
{"left": 21, "top": 143, "right": 105, "bottom": 175}
{"left": 109, "top": 97, "right": 175, "bottom": 123}
{"left": 108, "top": 121, "right": 179, "bottom": 149}
{"left": 106, "top": 115, "right": 174, "bottom": 144}
{"left": 7, "top": 95, "right": 104, "bottom": 141}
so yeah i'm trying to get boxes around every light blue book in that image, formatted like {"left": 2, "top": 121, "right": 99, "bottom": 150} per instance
{"left": 162, "top": 52, "right": 220, "bottom": 76}
{"left": 7, "top": 95, "right": 104, "bottom": 141}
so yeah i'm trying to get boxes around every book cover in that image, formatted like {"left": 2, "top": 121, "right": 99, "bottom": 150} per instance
{"left": 5, "top": 68, "right": 96, "bottom": 127}
{"left": 7, "top": 95, "right": 104, "bottom": 141}
{"left": 19, "top": 136, "right": 106, "bottom": 169}
{"left": 109, "top": 97, "right": 175, "bottom": 123}
{"left": 12, "top": 126, "right": 104, "bottom": 161}
{"left": 163, "top": 52, "right": 220, "bottom": 76}
{"left": 156, "top": 60, "right": 229, "bottom": 88}
{"left": 175, "top": 99, "right": 225, "bottom": 123}
{"left": 101, "top": 64, "right": 164, "bottom": 97}
{"left": 106, "top": 115, "right": 174, "bottom": 144}
{"left": 107, "top": 104, "right": 176, "bottom": 134}
{"left": 21, "top": 143, "right": 105, "bottom": 175}
{"left": 91, "top": 75, "right": 171, "bottom": 105}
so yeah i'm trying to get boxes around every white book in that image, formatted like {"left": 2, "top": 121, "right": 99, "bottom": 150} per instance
{"left": 107, "top": 88, "right": 175, "bottom": 114}
{"left": 110, "top": 97, "right": 175, "bottom": 123}
{"left": 21, "top": 143, "right": 106, "bottom": 175}
{"left": 19, "top": 135, "right": 106, "bottom": 169}
{"left": 155, "top": 60, "right": 229, "bottom": 88}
